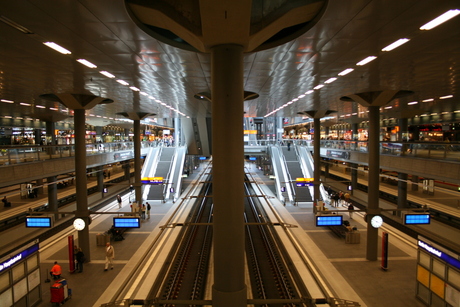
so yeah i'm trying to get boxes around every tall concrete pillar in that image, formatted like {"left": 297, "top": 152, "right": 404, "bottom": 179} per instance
{"left": 350, "top": 163, "right": 358, "bottom": 196}
{"left": 341, "top": 90, "right": 413, "bottom": 260}
{"left": 298, "top": 110, "right": 337, "bottom": 207}
{"left": 412, "top": 175, "right": 419, "bottom": 191}
{"left": 397, "top": 172, "right": 408, "bottom": 215}
{"left": 97, "top": 165, "right": 104, "bottom": 196}
{"left": 40, "top": 93, "right": 114, "bottom": 261}
{"left": 47, "top": 176, "right": 58, "bottom": 221}
{"left": 117, "top": 112, "right": 155, "bottom": 205}
{"left": 211, "top": 44, "right": 246, "bottom": 306}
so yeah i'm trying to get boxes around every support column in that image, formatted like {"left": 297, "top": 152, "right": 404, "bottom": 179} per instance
{"left": 350, "top": 163, "right": 358, "bottom": 196}
{"left": 341, "top": 89, "right": 413, "bottom": 261}
{"left": 313, "top": 118, "right": 321, "bottom": 205}
{"left": 97, "top": 166, "right": 104, "bottom": 196}
{"left": 39, "top": 93, "right": 114, "bottom": 262}
{"left": 211, "top": 44, "right": 246, "bottom": 307}
{"left": 299, "top": 110, "right": 337, "bottom": 208}
{"left": 412, "top": 175, "right": 419, "bottom": 191}
{"left": 397, "top": 172, "right": 408, "bottom": 216}
{"left": 47, "top": 176, "right": 58, "bottom": 221}
{"left": 116, "top": 112, "right": 155, "bottom": 206}
{"left": 367, "top": 106, "right": 380, "bottom": 260}
{"left": 73, "top": 109, "right": 90, "bottom": 259}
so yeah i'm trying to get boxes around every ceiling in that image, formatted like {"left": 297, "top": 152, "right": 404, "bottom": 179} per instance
{"left": 0, "top": 0, "right": 459, "bottom": 128}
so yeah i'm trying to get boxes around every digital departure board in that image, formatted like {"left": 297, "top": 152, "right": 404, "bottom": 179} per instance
{"left": 26, "top": 217, "right": 52, "bottom": 228}
{"left": 316, "top": 215, "right": 343, "bottom": 226}
{"left": 113, "top": 217, "right": 141, "bottom": 228}
{"left": 404, "top": 214, "right": 430, "bottom": 225}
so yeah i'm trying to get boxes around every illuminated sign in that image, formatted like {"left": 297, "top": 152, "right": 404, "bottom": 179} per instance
{"left": 113, "top": 217, "right": 141, "bottom": 228}
{"left": 26, "top": 217, "right": 52, "bottom": 228}
{"left": 141, "top": 177, "right": 164, "bottom": 184}
{"left": 243, "top": 130, "right": 257, "bottom": 134}
{"left": 418, "top": 239, "right": 460, "bottom": 270}
{"left": 316, "top": 215, "right": 343, "bottom": 226}
{"left": 296, "top": 178, "right": 314, "bottom": 187}
{"left": 404, "top": 214, "right": 430, "bottom": 225}
{"left": 249, "top": 157, "right": 256, "bottom": 161}
{"left": 199, "top": 156, "right": 207, "bottom": 160}
{"left": 0, "top": 244, "right": 39, "bottom": 273}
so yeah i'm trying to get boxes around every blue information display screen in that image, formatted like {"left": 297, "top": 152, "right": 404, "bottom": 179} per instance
{"left": 113, "top": 217, "right": 140, "bottom": 228}
{"left": 26, "top": 217, "right": 52, "bottom": 228}
{"left": 316, "top": 215, "right": 343, "bottom": 226}
{"left": 405, "top": 214, "right": 430, "bottom": 225}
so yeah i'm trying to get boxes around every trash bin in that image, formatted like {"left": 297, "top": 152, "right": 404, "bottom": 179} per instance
{"left": 96, "top": 233, "right": 110, "bottom": 246}
{"left": 345, "top": 231, "right": 360, "bottom": 244}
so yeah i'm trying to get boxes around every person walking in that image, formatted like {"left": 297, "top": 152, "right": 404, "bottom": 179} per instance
{"left": 75, "top": 248, "right": 85, "bottom": 273}
{"left": 348, "top": 203, "right": 354, "bottom": 219}
{"left": 50, "top": 261, "right": 62, "bottom": 280}
{"left": 116, "top": 194, "right": 122, "bottom": 208}
{"left": 146, "top": 202, "right": 151, "bottom": 219}
{"left": 104, "top": 242, "right": 115, "bottom": 271}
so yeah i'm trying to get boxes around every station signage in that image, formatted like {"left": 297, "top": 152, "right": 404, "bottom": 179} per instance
{"left": 418, "top": 238, "right": 460, "bottom": 270}
{"left": 0, "top": 243, "right": 39, "bottom": 273}
{"left": 141, "top": 177, "right": 164, "bottom": 184}
{"left": 296, "top": 178, "right": 313, "bottom": 187}
{"left": 113, "top": 217, "right": 141, "bottom": 228}
{"left": 404, "top": 214, "right": 430, "bottom": 225}
{"left": 26, "top": 217, "right": 52, "bottom": 228}
{"left": 316, "top": 215, "right": 343, "bottom": 226}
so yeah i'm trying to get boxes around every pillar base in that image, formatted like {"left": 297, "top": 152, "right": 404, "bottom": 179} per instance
{"left": 212, "top": 285, "right": 247, "bottom": 307}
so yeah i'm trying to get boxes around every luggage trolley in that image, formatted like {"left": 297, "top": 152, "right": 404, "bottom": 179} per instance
{"left": 50, "top": 279, "right": 71, "bottom": 306}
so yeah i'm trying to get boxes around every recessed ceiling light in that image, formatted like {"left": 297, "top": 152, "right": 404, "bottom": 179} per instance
{"left": 384, "top": 106, "right": 393, "bottom": 109}
{"left": 298, "top": 94, "right": 305, "bottom": 98}
{"left": 422, "top": 98, "right": 434, "bottom": 102}
{"left": 420, "top": 9, "right": 460, "bottom": 30}
{"left": 408, "top": 101, "right": 418, "bottom": 105}
{"left": 49, "top": 107, "right": 58, "bottom": 110}
{"left": 43, "top": 42, "right": 71, "bottom": 54}
{"left": 381, "top": 38, "right": 410, "bottom": 51}
{"left": 325, "top": 77, "right": 337, "bottom": 84}
{"left": 338, "top": 68, "right": 354, "bottom": 76}
{"left": 117, "top": 79, "right": 129, "bottom": 86}
{"left": 4, "top": 116, "right": 12, "bottom": 118}
{"left": 129, "top": 86, "right": 140, "bottom": 91}
{"left": 305, "top": 90, "right": 314, "bottom": 94}
{"left": 313, "top": 84, "right": 324, "bottom": 90}
{"left": 356, "top": 56, "right": 377, "bottom": 66}
{"left": 20, "top": 102, "right": 31, "bottom": 106}
{"left": 77, "top": 59, "right": 97, "bottom": 68}
{"left": 99, "top": 71, "right": 115, "bottom": 78}
{"left": 35, "top": 105, "right": 45, "bottom": 108}
{"left": 1, "top": 99, "right": 14, "bottom": 103}
{"left": 439, "top": 95, "right": 453, "bottom": 99}
{"left": 140, "top": 91, "right": 148, "bottom": 96}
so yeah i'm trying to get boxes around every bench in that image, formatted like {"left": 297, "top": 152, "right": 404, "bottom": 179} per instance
{"left": 328, "top": 224, "right": 349, "bottom": 238}
{"left": 107, "top": 226, "right": 127, "bottom": 241}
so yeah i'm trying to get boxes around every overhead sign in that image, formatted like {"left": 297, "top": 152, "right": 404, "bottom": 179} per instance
{"left": 296, "top": 177, "right": 314, "bottom": 187}
{"left": 0, "top": 243, "right": 39, "bottom": 273}
{"left": 418, "top": 238, "right": 460, "bottom": 270}
{"left": 141, "top": 177, "right": 164, "bottom": 184}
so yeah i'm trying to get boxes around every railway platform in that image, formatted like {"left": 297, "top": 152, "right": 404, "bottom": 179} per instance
{"left": 4, "top": 163, "right": 458, "bottom": 307}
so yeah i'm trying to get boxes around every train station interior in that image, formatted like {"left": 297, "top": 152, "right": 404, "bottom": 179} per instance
{"left": 0, "top": 1, "right": 460, "bottom": 307}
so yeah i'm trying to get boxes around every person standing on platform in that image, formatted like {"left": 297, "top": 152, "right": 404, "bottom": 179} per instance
{"left": 75, "top": 248, "right": 85, "bottom": 273}
{"left": 287, "top": 141, "right": 291, "bottom": 151}
{"left": 50, "top": 261, "right": 62, "bottom": 280}
{"left": 348, "top": 203, "right": 354, "bottom": 219}
{"left": 333, "top": 193, "right": 340, "bottom": 207}
{"left": 104, "top": 242, "right": 115, "bottom": 271}
{"left": 117, "top": 194, "right": 122, "bottom": 208}
{"left": 146, "top": 202, "right": 151, "bottom": 219}
{"left": 141, "top": 204, "right": 146, "bottom": 220}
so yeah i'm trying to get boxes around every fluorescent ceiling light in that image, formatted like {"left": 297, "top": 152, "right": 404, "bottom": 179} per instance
{"left": 4, "top": 116, "right": 12, "bottom": 118}
{"left": 356, "top": 56, "right": 377, "bottom": 66}
{"left": 420, "top": 9, "right": 460, "bottom": 30}
{"left": 43, "top": 42, "right": 71, "bottom": 54}
{"left": 325, "top": 77, "right": 337, "bottom": 84}
{"left": 408, "top": 101, "right": 418, "bottom": 105}
{"left": 117, "top": 79, "right": 129, "bottom": 86}
{"left": 431, "top": 113, "right": 438, "bottom": 115}
{"left": 140, "top": 91, "right": 148, "bottom": 96}
{"left": 20, "top": 102, "right": 31, "bottom": 106}
{"left": 99, "top": 71, "right": 115, "bottom": 78}
{"left": 439, "top": 95, "right": 453, "bottom": 99}
{"left": 129, "top": 86, "right": 140, "bottom": 91}
{"left": 1, "top": 99, "right": 14, "bottom": 103}
{"left": 305, "top": 90, "right": 314, "bottom": 94}
{"left": 77, "top": 59, "right": 97, "bottom": 68}
{"left": 16, "top": 117, "right": 23, "bottom": 120}
{"left": 422, "top": 98, "right": 434, "bottom": 102}
{"left": 298, "top": 94, "right": 305, "bottom": 98}
{"left": 292, "top": 98, "right": 299, "bottom": 101}
{"left": 384, "top": 106, "right": 393, "bottom": 109}
{"left": 35, "top": 105, "right": 45, "bottom": 108}
{"left": 381, "top": 38, "right": 410, "bottom": 51}
{"left": 313, "top": 84, "right": 324, "bottom": 90}
{"left": 338, "top": 68, "right": 354, "bottom": 76}
{"left": 49, "top": 107, "right": 58, "bottom": 110}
